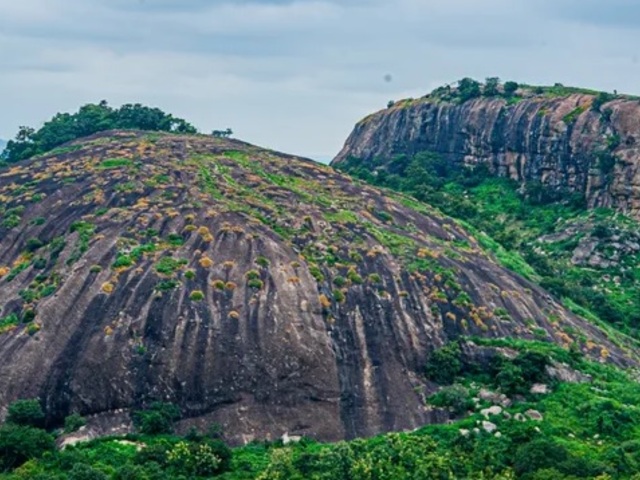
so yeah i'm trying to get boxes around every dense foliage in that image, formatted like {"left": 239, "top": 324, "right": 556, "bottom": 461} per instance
{"left": 337, "top": 152, "right": 640, "bottom": 339}
{"left": 0, "top": 101, "right": 197, "bottom": 164}
{"left": 1, "top": 340, "right": 639, "bottom": 478}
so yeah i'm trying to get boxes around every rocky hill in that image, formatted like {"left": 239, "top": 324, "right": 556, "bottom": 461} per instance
{"left": 0, "top": 130, "right": 633, "bottom": 444}
{"left": 333, "top": 85, "right": 640, "bottom": 218}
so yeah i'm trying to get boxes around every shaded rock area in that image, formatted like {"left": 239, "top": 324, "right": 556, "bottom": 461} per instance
{"left": 333, "top": 92, "right": 640, "bottom": 218}
{"left": 0, "top": 131, "right": 634, "bottom": 444}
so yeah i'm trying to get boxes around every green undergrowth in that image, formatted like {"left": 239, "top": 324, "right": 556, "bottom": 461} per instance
{"left": 337, "top": 151, "right": 640, "bottom": 340}
{"left": 2, "top": 340, "right": 640, "bottom": 479}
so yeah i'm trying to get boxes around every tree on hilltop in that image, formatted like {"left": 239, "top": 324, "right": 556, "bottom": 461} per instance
{"left": 1, "top": 101, "right": 197, "bottom": 164}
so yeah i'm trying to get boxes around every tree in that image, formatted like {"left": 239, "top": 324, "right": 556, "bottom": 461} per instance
{"left": 133, "top": 402, "right": 181, "bottom": 435}
{"left": 212, "top": 128, "right": 233, "bottom": 138}
{"left": 6, "top": 399, "right": 45, "bottom": 428}
{"left": 457, "top": 78, "right": 481, "bottom": 102}
{"left": 592, "top": 92, "right": 614, "bottom": 112}
{"left": 504, "top": 81, "right": 519, "bottom": 97}
{"left": 1, "top": 102, "right": 198, "bottom": 164}
{"left": 484, "top": 77, "right": 500, "bottom": 97}
{"left": 425, "top": 343, "right": 462, "bottom": 384}
{"left": 64, "top": 413, "right": 86, "bottom": 433}
{"left": 0, "top": 424, "right": 55, "bottom": 471}
{"left": 513, "top": 438, "right": 569, "bottom": 476}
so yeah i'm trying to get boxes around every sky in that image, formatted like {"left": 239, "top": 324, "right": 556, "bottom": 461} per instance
{"left": 1, "top": 0, "right": 640, "bottom": 162}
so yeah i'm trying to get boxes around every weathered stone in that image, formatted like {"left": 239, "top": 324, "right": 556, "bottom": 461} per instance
{"left": 546, "top": 363, "right": 593, "bottom": 383}
{"left": 482, "top": 421, "right": 498, "bottom": 433}
{"left": 0, "top": 130, "right": 629, "bottom": 445}
{"left": 481, "top": 406, "right": 503, "bottom": 418}
{"left": 530, "top": 384, "right": 549, "bottom": 395}
{"left": 334, "top": 94, "right": 640, "bottom": 219}
{"left": 526, "top": 409, "right": 544, "bottom": 421}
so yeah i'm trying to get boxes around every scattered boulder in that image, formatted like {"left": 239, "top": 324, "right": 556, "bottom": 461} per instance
{"left": 282, "top": 432, "right": 303, "bottom": 445}
{"left": 478, "top": 389, "right": 511, "bottom": 407}
{"left": 525, "top": 409, "right": 544, "bottom": 421}
{"left": 481, "top": 406, "right": 503, "bottom": 418}
{"left": 546, "top": 363, "right": 592, "bottom": 383}
{"left": 530, "top": 384, "right": 549, "bottom": 395}
{"left": 459, "top": 429, "right": 470, "bottom": 437}
{"left": 482, "top": 421, "right": 498, "bottom": 433}
{"left": 58, "top": 427, "right": 93, "bottom": 449}
{"left": 514, "top": 413, "right": 527, "bottom": 422}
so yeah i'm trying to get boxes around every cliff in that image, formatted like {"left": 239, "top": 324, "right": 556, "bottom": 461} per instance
{"left": 0, "top": 131, "right": 633, "bottom": 444}
{"left": 333, "top": 90, "right": 640, "bottom": 217}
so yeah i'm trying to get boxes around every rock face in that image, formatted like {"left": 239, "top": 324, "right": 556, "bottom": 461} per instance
{"left": 333, "top": 93, "right": 640, "bottom": 218}
{"left": 0, "top": 131, "right": 632, "bottom": 444}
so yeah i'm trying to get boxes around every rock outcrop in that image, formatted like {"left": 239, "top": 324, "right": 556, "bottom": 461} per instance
{"left": 0, "top": 131, "right": 633, "bottom": 444}
{"left": 333, "top": 92, "right": 640, "bottom": 218}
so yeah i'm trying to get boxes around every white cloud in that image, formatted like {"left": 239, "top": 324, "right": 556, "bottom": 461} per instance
{"left": 1, "top": 0, "right": 640, "bottom": 160}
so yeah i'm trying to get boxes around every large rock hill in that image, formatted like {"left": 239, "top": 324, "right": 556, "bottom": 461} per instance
{"left": 0, "top": 131, "right": 632, "bottom": 443}
{"left": 333, "top": 89, "right": 640, "bottom": 218}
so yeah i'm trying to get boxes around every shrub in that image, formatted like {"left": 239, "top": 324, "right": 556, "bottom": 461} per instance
{"left": 245, "top": 270, "right": 260, "bottom": 281}
{"left": 483, "top": 77, "right": 500, "bottom": 96}
{"left": 255, "top": 256, "right": 270, "bottom": 268}
{"left": 425, "top": 343, "right": 462, "bottom": 384}
{"left": 0, "top": 424, "right": 55, "bottom": 471}
{"left": 190, "top": 290, "right": 205, "bottom": 301}
{"left": 513, "top": 438, "right": 569, "bottom": 477}
{"left": 309, "top": 266, "right": 324, "bottom": 282}
{"left": 503, "top": 81, "right": 519, "bottom": 96}
{"left": 156, "top": 279, "right": 179, "bottom": 291}
{"left": 133, "top": 402, "right": 181, "bottom": 435}
{"left": 199, "top": 256, "right": 214, "bottom": 268}
{"left": 458, "top": 78, "right": 481, "bottom": 102}
{"left": 7, "top": 399, "right": 45, "bottom": 428}
{"left": 68, "top": 463, "right": 109, "bottom": 480}
{"left": 333, "top": 276, "right": 347, "bottom": 287}
{"left": 333, "top": 289, "right": 346, "bottom": 303}
{"left": 26, "top": 238, "right": 44, "bottom": 252}
{"left": 347, "top": 269, "right": 363, "bottom": 285}
{"left": 184, "top": 269, "right": 196, "bottom": 280}
{"left": 64, "top": 413, "right": 86, "bottom": 434}
{"left": 211, "top": 280, "right": 225, "bottom": 290}
{"left": 428, "top": 384, "right": 473, "bottom": 415}
{"left": 167, "top": 439, "right": 231, "bottom": 477}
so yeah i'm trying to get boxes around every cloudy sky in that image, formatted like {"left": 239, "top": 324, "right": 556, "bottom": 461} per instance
{"left": 1, "top": 0, "right": 639, "bottom": 161}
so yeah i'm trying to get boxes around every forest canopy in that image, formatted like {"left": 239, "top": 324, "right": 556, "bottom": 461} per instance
{"left": 0, "top": 101, "right": 197, "bottom": 164}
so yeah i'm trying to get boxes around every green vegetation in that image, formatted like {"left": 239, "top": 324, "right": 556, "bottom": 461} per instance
{"left": 3, "top": 340, "right": 640, "bottom": 478}
{"left": 425, "top": 342, "right": 462, "bottom": 384}
{"left": 1, "top": 101, "right": 197, "bottom": 164}
{"left": 425, "top": 78, "right": 626, "bottom": 107}
{"left": 98, "top": 158, "right": 133, "bottom": 170}
{"left": 338, "top": 151, "right": 640, "bottom": 338}
{"left": 155, "top": 256, "right": 188, "bottom": 276}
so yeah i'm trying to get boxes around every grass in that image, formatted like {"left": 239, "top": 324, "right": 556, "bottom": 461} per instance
{"left": 97, "top": 158, "right": 133, "bottom": 170}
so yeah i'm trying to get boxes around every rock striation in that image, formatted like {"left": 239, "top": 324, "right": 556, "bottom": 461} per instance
{"left": 0, "top": 131, "right": 633, "bottom": 444}
{"left": 333, "top": 92, "right": 640, "bottom": 218}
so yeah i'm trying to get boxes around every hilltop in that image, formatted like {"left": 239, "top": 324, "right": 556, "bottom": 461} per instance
{"left": 0, "top": 127, "right": 635, "bottom": 448}
{"left": 335, "top": 79, "right": 640, "bottom": 218}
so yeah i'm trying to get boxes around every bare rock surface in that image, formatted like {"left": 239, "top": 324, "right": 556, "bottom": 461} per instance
{"left": 333, "top": 93, "right": 640, "bottom": 218}
{"left": 0, "top": 131, "right": 633, "bottom": 444}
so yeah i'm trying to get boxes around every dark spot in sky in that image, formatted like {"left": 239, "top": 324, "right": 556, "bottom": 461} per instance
{"left": 384, "top": 74, "right": 393, "bottom": 83}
